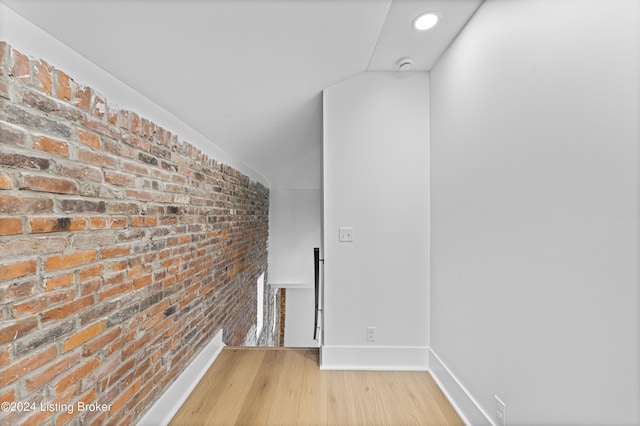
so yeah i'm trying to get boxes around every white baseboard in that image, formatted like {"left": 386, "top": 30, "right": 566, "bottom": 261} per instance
{"left": 320, "top": 345, "right": 428, "bottom": 371}
{"left": 428, "top": 348, "right": 493, "bottom": 426}
{"left": 137, "top": 329, "right": 225, "bottom": 426}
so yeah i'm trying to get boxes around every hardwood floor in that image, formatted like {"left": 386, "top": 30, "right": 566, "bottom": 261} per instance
{"left": 170, "top": 348, "right": 464, "bottom": 426}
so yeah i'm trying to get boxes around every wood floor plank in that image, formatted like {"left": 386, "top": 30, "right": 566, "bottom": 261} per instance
{"left": 234, "top": 349, "right": 286, "bottom": 425}
{"left": 169, "top": 349, "right": 239, "bottom": 425}
{"left": 296, "top": 350, "right": 328, "bottom": 426}
{"left": 376, "top": 372, "right": 423, "bottom": 425}
{"left": 170, "top": 348, "right": 266, "bottom": 426}
{"left": 421, "top": 371, "right": 466, "bottom": 425}
{"left": 264, "top": 349, "right": 307, "bottom": 425}
{"left": 353, "top": 372, "right": 393, "bottom": 425}
{"left": 170, "top": 348, "right": 464, "bottom": 426}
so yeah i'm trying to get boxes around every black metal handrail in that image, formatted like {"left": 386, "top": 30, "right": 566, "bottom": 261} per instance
{"left": 313, "top": 247, "right": 321, "bottom": 340}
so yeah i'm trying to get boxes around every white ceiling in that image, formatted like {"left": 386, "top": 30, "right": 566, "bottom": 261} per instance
{"left": 1, "top": 0, "right": 482, "bottom": 186}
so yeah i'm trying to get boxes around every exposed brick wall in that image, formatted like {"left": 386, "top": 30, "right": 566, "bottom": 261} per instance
{"left": 259, "top": 285, "right": 280, "bottom": 347}
{"left": 0, "top": 42, "right": 274, "bottom": 425}
{"left": 278, "top": 288, "right": 286, "bottom": 347}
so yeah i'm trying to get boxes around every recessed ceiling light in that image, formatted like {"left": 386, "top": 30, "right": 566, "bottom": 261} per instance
{"left": 413, "top": 12, "right": 439, "bottom": 31}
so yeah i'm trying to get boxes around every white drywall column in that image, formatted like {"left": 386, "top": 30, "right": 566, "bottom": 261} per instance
{"left": 430, "top": 0, "right": 640, "bottom": 424}
{"left": 322, "top": 72, "right": 429, "bottom": 370}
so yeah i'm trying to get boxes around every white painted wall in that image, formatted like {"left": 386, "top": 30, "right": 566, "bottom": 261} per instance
{"left": 0, "top": 3, "right": 266, "bottom": 185}
{"left": 268, "top": 188, "right": 321, "bottom": 348}
{"left": 268, "top": 188, "right": 321, "bottom": 286}
{"left": 284, "top": 288, "right": 318, "bottom": 348}
{"left": 322, "top": 72, "right": 430, "bottom": 370}
{"left": 430, "top": 0, "right": 640, "bottom": 424}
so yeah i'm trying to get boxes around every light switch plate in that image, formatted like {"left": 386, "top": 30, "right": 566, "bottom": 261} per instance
{"left": 338, "top": 227, "right": 354, "bottom": 242}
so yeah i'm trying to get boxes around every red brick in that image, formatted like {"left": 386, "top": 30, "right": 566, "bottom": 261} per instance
{"left": 58, "top": 163, "right": 103, "bottom": 182}
{"left": 122, "top": 334, "right": 150, "bottom": 361}
{"left": 45, "top": 272, "right": 74, "bottom": 291}
{"left": 0, "top": 347, "right": 9, "bottom": 367}
{"left": 10, "top": 49, "right": 30, "bottom": 82}
{"left": 130, "top": 111, "right": 140, "bottom": 134}
{"left": 0, "top": 152, "right": 49, "bottom": 170}
{"left": 127, "top": 264, "right": 143, "bottom": 279}
{"left": 110, "top": 217, "right": 128, "bottom": 228}
{"left": 0, "top": 217, "right": 22, "bottom": 235}
{"left": 140, "top": 118, "right": 150, "bottom": 137}
{"left": 80, "top": 277, "right": 101, "bottom": 297}
{"left": 90, "top": 216, "right": 106, "bottom": 229}
{"left": 78, "top": 264, "right": 103, "bottom": 282}
{"left": 133, "top": 274, "right": 152, "bottom": 289}
{"left": 45, "top": 250, "right": 96, "bottom": 272}
{"left": 0, "top": 318, "right": 38, "bottom": 348}
{"left": 77, "top": 128, "right": 101, "bottom": 149}
{"left": 104, "top": 329, "right": 133, "bottom": 360}
{"left": 84, "top": 326, "right": 121, "bottom": 356}
{"left": 107, "top": 259, "right": 128, "bottom": 274}
{"left": 56, "top": 70, "right": 72, "bottom": 100}
{"left": 0, "top": 388, "right": 16, "bottom": 409}
{"left": 19, "top": 403, "right": 56, "bottom": 426}
{"left": 122, "top": 160, "right": 149, "bottom": 175}
{"left": 83, "top": 115, "right": 120, "bottom": 139}
{"left": 23, "top": 175, "right": 78, "bottom": 195}
{"left": 78, "top": 149, "right": 117, "bottom": 168}
{"left": 131, "top": 215, "right": 157, "bottom": 227}
{"left": 0, "top": 194, "right": 53, "bottom": 215}
{"left": 41, "top": 295, "right": 94, "bottom": 323}
{"left": 92, "top": 92, "right": 106, "bottom": 117}
{"left": 101, "top": 246, "right": 130, "bottom": 259}
{"left": 118, "top": 109, "right": 130, "bottom": 130}
{"left": 107, "top": 105, "right": 118, "bottom": 125}
{"left": 0, "top": 172, "right": 13, "bottom": 190}
{"left": 0, "top": 280, "right": 38, "bottom": 305}
{"left": 54, "top": 356, "right": 100, "bottom": 393}
{"left": 132, "top": 357, "right": 151, "bottom": 384}
{"left": 98, "top": 282, "right": 131, "bottom": 301}
{"left": 0, "top": 344, "right": 57, "bottom": 387}
{"left": 1, "top": 237, "right": 65, "bottom": 260}
{"left": 33, "top": 136, "right": 69, "bottom": 157}
{"left": 24, "top": 349, "right": 82, "bottom": 393}
{"left": 125, "top": 189, "right": 152, "bottom": 201}
{"left": 141, "top": 312, "right": 163, "bottom": 331}
{"left": 103, "top": 272, "right": 125, "bottom": 288}
{"left": 12, "top": 289, "right": 75, "bottom": 317}
{"left": 62, "top": 321, "right": 106, "bottom": 352}
{"left": 0, "top": 122, "right": 28, "bottom": 148}
{"left": 74, "top": 83, "right": 92, "bottom": 110}
{"left": 105, "top": 170, "right": 135, "bottom": 187}
{"left": 107, "top": 355, "right": 135, "bottom": 387}
{"left": 29, "top": 216, "right": 86, "bottom": 233}
{"left": 34, "top": 59, "right": 53, "bottom": 94}
{"left": 110, "top": 376, "right": 140, "bottom": 415}
{"left": 0, "top": 259, "right": 37, "bottom": 282}
{"left": 56, "top": 388, "right": 96, "bottom": 426}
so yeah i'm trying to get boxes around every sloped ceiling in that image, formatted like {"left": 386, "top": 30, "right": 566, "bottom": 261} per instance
{"left": 0, "top": 0, "right": 482, "bottom": 186}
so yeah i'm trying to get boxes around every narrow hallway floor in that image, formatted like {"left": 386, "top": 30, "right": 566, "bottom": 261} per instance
{"left": 170, "top": 347, "right": 464, "bottom": 425}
